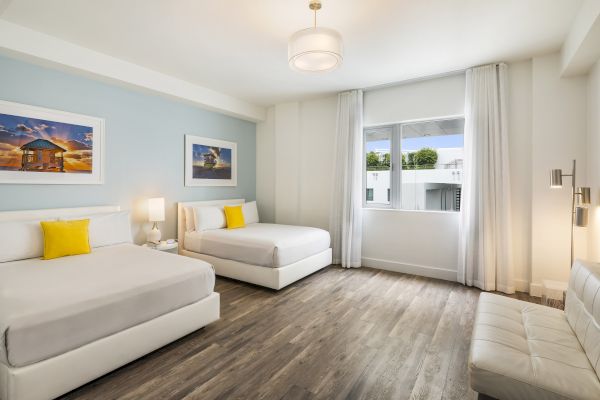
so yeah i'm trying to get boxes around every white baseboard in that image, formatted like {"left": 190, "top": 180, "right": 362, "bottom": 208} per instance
{"left": 529, "top": 282, "right": 543, "bottom": 297}
{"left": 361, "top": 257, "right": 457, "bottom": 282}
{"left": 361, "top": 257, "right": 531, "bottom": 292}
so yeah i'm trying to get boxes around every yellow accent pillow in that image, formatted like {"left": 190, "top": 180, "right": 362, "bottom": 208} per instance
{"left": 40, "top": 219, "right": 91, "bottom": 260}
{"left": 224, "top": 205, "right": 245, "bottom": 229}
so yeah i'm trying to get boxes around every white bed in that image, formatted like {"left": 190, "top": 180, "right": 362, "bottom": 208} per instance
{"left": 0, "top": 206, "right": 220, "bottom": 400}
{"left": 178, "top": 199, "right": 332, "bottom": 290}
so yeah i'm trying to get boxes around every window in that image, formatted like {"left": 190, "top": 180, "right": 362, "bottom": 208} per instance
{"left": 364, "top": 127, "right": 392, "bottom": 206}
{"left": 364, "top": 117, "right": 464, "bottom": 211}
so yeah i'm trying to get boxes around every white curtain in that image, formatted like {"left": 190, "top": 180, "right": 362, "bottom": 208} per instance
{"left": 329, "top": 90, "right": 363, "bottom": 268}
{"left": 458, "top": 63, "right": 514, "bottom": 293}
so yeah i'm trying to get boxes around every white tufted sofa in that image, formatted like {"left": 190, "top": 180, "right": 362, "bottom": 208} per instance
{"left": 469, "top": 260, "right": 600, "bottom": 400}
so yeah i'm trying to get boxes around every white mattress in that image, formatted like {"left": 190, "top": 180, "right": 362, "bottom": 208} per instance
{"left": 184, "top": 223, "right": 331, "bottom": 268}
{"left": 0, "top": 244, "right": 215, "bottom": 368}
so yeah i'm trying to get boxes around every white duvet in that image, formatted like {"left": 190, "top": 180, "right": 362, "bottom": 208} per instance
{"left": 0, "top": 244, "right": 215, "bottom": 368}
{"left": 184, "top": 223, "right": 331, "bottom": 268}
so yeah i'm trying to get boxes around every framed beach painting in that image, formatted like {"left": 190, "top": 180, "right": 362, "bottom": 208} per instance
{"left": 185, "top": 135, "right": 237, "bottom": 187}
{"left": 0, "top": 100, "right": 104, "bottom": 185}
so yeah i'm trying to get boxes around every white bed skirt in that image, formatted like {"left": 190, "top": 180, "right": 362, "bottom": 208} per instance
{"left": 0, "top": 293, "right": 220, "bottom": 400}
{"left": 180, "top": 248, "right": 332, "bottom": 290}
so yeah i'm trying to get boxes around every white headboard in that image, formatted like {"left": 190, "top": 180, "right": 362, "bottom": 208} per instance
{"left": 177, "top": 199, "right": 244, "bottom": 250}
{"left": 0, "top": 205, "right": 120, "bottom": 222}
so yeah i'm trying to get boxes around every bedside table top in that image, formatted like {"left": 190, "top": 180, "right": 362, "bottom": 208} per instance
{"left": 142, "top": 241, "right": 178, "bottom": 251}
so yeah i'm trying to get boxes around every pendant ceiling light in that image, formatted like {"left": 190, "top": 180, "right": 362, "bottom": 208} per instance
{"left": 288, "top": 0, "right": 343, "bottom": 73}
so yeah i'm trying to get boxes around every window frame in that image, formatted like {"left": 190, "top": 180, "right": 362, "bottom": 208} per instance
{"left": 362, "top": 114, "right": 465, "bottom": 212}
{"left": 363, "top": 125, "right": 395, "bottom": 209}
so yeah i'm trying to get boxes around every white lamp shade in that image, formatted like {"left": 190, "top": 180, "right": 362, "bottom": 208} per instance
{"left": 148, "top": 197, "right": 165, "bottom": 222}
{"left": 288, "top": 27, "right": 343, "bottom": 73}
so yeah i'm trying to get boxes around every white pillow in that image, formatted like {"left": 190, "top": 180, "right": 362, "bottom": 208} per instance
{"left": 184, "top": 206, "right": 195, "bottom": 232}
{"left": 194, "top": 206, "right": 226, "bottom": 231}
{"left": 61, "top": 211, "right": 132, "bottom": 248}
{"left": 242, "top": 201, "right": 259, "bottom": 224}
{"left": 0, "top": 219, "right": 50, "bottom": 262}
{"left": 88, "top": 211, "right": 132, "bottom": 248}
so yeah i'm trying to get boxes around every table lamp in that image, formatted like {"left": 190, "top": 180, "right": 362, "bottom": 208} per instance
{"left": 147, "top": 197, "right": 165, "bottom": 244}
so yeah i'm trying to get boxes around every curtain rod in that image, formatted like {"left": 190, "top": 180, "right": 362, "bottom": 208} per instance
{"left": 361, "top": 62, "right": 505, "bottom": 92}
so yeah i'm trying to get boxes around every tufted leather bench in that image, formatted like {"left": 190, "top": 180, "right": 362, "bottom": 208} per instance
{"left": 469, "top": 260, "right": 600, "bottom": 400}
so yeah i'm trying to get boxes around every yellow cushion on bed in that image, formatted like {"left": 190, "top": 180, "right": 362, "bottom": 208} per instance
{"left": 40, "top": 219, "right": 91, "bottom": 259}
{"left": 224, "top": 205, "right": 245, "bottom": 229}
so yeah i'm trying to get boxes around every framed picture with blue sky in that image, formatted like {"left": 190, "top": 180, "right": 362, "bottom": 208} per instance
{"left": 184, "top": 134, "right": 237, "bottom": 187}
{"left": 0, "top": 100, "right": 104, "bottom": 185}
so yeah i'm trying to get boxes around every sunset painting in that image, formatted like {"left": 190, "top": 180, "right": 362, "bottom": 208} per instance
{"left": 185, "top": 135, "right": 237, "bottom": 186}
{"left": 0, "top": 112, "right": 93, "bottom": 173}
{"left": 192, "top": 144, "right": 232, "bottom": 180}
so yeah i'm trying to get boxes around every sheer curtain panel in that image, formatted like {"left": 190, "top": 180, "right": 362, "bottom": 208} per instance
{"left": 458, "top": 64, "right": 514, "bottom": 293}
{"left": 329, "top": 90, "right": 364, "bottom": 268}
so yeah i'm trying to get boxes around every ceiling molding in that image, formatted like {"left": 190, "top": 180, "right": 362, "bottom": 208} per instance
{"left": 561, "top": 0, "right": 600, "bottom": 77}
{"left": 0, "top": 20, "right": 266, "bottom": 122}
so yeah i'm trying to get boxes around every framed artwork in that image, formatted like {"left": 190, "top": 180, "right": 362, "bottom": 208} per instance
{"left": 185, "top": 135, "right": 237, "bottom": 187}
{"left": 0, "top": 100, "right": 104, "bottom": 185}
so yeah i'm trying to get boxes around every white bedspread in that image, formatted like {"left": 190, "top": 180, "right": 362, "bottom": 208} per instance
{"left": 0, "top": 244, "right": 215, "bottom": 368}
{"left": 184, "top": 223, "right": 331, "bottom": 268}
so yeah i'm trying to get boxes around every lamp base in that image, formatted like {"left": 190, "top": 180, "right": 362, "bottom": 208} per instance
{"left": 147, "top": 225, "right": 161, "bottom": 244}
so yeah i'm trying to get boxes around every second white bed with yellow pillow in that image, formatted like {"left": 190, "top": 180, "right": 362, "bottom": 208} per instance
{"left": 178, "top": 199, "right": 332, "bottom": 290}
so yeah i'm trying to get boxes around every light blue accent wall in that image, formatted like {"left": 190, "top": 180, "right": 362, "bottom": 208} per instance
{"left": 0, "top": 55, "right": 256, "bottom": 241}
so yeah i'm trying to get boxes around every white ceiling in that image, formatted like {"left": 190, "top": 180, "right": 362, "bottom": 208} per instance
{"left": 0, "top": 0, "right": 583, "bottom": 107}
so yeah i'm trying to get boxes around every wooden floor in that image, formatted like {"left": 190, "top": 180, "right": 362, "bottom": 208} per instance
{"left": 61, "top": 266, "right": 537, "bottom": 400}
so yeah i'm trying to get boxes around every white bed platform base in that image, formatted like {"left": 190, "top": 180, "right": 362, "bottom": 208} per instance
{"left": 177, "top": 199, "right": 332, "bottom": 290}
{"left": 0, "top": 293, "right": 220, "bottom": 400}
{"left": 180, "top": 248, "right": 332, "bottom": 290}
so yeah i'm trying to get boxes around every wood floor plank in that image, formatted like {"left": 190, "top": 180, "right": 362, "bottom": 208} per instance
{"left": 408, "top": 288, "right": 466, "bottom": 400}
{"left": 59, "top": 266, "right": 539, "bottom": 400}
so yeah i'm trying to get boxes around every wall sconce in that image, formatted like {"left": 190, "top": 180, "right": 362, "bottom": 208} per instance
{"left": 549, "top": 160, "right": 591, "bottom": 268}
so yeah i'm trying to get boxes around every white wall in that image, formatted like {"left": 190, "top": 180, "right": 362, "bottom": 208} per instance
{"left": 256, "top": 107, "right": 275, "bottom": 223}
{"left": 530, "top": 53, "right": 588, "bottom": 295}
{"left": 256, "top": 96, "right": 337, "bottom": 230}
{"left": 560, "top": 0, "right": 600, "bottom": 291}
{"left": 587, "top": 60, "right": 600, "bottom": 262}
{"left": 508, "top": 60, "right": 533, "bottom": 291}
{"left": 274, "top": 102, "right": 302, "bottom": 225}
{"left": 297, "top": 97, "right": 337, "bottom": 229}
{"left": 362, "top": 210, "right": 459, "bottom": 281}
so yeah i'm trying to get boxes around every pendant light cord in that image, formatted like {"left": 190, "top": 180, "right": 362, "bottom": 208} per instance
{"left": 309, "top": 0, "right": 321, "bottom": 28}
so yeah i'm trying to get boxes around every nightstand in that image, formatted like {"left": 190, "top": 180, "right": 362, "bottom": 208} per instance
{"left": 142, "top": 240, "right": 179, "bottom": 254}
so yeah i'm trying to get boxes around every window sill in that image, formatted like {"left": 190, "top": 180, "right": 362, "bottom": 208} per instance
{"left": 362, "top": 207, "right": 460, "bottom": 215}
